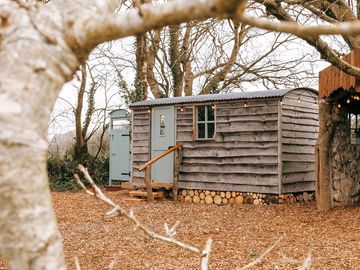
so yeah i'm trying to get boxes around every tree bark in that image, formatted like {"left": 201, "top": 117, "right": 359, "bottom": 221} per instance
{"left": 316, "top": 100, "right": 335, "bottom": 211}
{"left": 182, "top": 23, "right": 194, "bottom": 96}
{"left": 147, "top": 29, "right": 164, "bottom": 98}
{"left": 74, "top": 63, "right": 90, "bottom": 163}
{"left": 169, "top": 24, "right": 183, "bottom": 97}
{"left": 0, "top": 2, "right": 79, "bottom": 268}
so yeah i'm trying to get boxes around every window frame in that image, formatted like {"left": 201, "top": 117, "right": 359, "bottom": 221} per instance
{"left": 194, "top": 104, "right": 216, "bottom": 140}
{"left": 349, "top": 113, "right": 360, "bottom": 144}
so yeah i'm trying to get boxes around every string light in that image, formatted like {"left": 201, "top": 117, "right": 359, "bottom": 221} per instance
{"left": 244, "top": 102, "right": 248, "bottom": 107}
{"left": 297, "top": 97, "right": 301, "bottom": 102}
{"left": 337, "top": 104, "right": 341, "bottom": 108}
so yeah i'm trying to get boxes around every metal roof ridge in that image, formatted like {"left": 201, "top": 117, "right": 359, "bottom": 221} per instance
{"left": 129, "top": 87, "right": 317, "bottom": 107}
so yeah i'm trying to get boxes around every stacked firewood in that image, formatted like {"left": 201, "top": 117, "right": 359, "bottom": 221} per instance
{"left": 177, "top": 189, "right": 314, "bottom": 205}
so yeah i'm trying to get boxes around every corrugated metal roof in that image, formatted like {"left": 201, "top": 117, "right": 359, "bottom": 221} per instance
{"left": 129, "top": 87, "right": 317, "bottom": 107}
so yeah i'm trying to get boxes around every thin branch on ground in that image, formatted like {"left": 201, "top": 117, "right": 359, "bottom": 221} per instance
{"left": 298, "top": 250, "right": 312, "bottom": 270}
{"left": 74, "top": 164, "right": 210, "bottom": 268}
{"left": 74, "top": 164, "right": 289, "bottom": 270}
{"left": 74, "top": 256, "right": 81, "bottom": 270}
{"left": 236, "top": 235, "right": 285, "bottom": 270}
{"left": 107, "top": 251, "right": 122, "bottom": 270}
{"left": 200, "top": 238, "right": 213, "bottom": 270}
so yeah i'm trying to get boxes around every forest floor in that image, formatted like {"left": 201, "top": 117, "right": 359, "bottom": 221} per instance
{"left": 2, "top": 190, "right": 360, "bottom": 269}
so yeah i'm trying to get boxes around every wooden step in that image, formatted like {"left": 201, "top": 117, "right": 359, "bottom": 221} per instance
{"left": 105, "top": 185, "right": 122, "bottom": 191}
{"left": 134, "top": 182, "right": 173, "bottom": 190}
{"left": 129, "top": 190, "right": 164, "bottom": 198}
{"left": 121, "top": 181, "right": 133, "bottom": 189}
{"left": 105, "top": 181, "right": 132, "bottom": 191}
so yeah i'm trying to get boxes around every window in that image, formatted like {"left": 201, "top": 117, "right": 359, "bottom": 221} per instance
{"left": 159, "top": 114, "right": 166, "bottom": 136}
{"left": 350, "top": 113, "right": 360, "bottom": 144}
{"left": 112, "top": 119, "right": 130, "bottom": 130}
{"left": 196, "top": 105, "right": 215, "bottom": 139}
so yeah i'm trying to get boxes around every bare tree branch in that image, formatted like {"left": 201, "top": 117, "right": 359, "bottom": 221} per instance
{"left": 73, "top": 164, "right": 205, "bottom": 255}
{"left": 298, "top": 250, "right": 312, "bottom": 270}
{"left": 236, "top": 235, "right": 285, "bottom": 270}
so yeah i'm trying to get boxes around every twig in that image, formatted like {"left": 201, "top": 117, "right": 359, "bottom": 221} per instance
{"left": 200, "top": 238, "right": 213, "bottom": 270}
{"left": 107, "top": 251, "right": 122, "bottom": 269}
{"left": 74, "top": 164, "right": 203, "bottom": 255}
{"left": 298, "top": 250, "right": 312, "bottom": 270}
{"left": 236, "top": 235, "right": 285, "bottom": 270}
{"left": 74, "top": 256, "right": 81, "bottom": 270}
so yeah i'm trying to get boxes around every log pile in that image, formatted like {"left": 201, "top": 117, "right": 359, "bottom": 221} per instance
{"left": 177, "top": 189, "right": 315, "bottom": 205}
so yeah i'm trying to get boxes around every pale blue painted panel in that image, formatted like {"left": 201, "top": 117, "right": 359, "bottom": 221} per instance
{"left": 151, "top": 106, "right": 175, "bottom": 183}
{"left": 109, "top": 109, "right": 131, "bottom": 184}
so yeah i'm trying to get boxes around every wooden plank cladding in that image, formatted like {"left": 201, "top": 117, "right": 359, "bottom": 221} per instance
{"left": 131, "top": 107, "right": 151, "bottom": 186}
{"left": 319, "top": 48, "right": 360, "bottom": 98}
{"left": 176, "top": 98, "right": 281, "bottom": 194}
{"left": 130, "top": 88, "right": 319, "bottom": 195}
{"left": 280, "top": 90, "right": 318, "bottom": 193}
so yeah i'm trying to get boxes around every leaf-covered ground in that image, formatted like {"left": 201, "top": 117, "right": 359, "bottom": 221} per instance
{"left": 2, "top": 190, "right": 360, "bottom": 269}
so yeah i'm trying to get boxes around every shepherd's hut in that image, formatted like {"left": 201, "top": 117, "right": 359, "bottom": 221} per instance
{"left": 128, "top": 87, "right": 319, "bottom": 198}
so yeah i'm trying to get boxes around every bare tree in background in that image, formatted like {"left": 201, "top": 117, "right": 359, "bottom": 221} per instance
{"left": 50, "top": 43, "right": 123, "bottom": 162}
{"left": 117, "top": 1, "right": 319, "bottom": 99}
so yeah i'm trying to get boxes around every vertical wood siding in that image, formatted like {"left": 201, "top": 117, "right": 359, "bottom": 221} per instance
{"left": 280, "top": 90, "right": 319, "bottom": 193}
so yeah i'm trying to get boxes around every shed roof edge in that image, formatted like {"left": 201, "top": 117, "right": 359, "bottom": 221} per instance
{"left": 129, "top": 87, "right": 318, "bottom": 108}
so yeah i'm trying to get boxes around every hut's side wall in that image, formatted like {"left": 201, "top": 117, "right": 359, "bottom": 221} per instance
{"left": 177, "top": 99, "right": 280, "bottom": 194}
{"left": 131, "top": 107, "right": 151, "bottom": 186}
{"left": 281, "top": 90, "right": 319, "bottom": 193}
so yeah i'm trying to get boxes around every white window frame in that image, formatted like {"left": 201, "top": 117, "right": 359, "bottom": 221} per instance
{"left": 195, "top": 105, "right": 215, "bottom": 140}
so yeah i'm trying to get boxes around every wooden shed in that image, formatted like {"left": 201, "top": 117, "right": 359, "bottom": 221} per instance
{"left": 129, "top": 87, "right": 318, "bottom": 195}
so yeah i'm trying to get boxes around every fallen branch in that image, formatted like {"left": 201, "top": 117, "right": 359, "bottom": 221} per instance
{"left": 73, "top": 164, "right": 209, "bottom": 269}
{"left": 298, "top": 250, "right": 312, "bottom": 270}
{"left": 74, "top": 164, "right": 292, "bottom": 270}
{"left": 236, "top": 235, "right": 285, "bottom": 270}
{"left": 74, "top": 256, "right": 81, "bottom": 270}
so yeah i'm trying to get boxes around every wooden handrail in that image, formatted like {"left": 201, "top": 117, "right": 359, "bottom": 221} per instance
{"left": 139, "top": 143, "right": 183, "bottom": 171}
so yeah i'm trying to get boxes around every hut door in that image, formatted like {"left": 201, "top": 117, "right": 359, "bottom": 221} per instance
{"left": 109, "top": 110, "right": 131, "bottom": 185}
{"left": 151, "top": 106, "right": 175, "bottom": 183}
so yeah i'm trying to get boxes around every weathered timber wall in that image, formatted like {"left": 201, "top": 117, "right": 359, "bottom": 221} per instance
{"left": 177, "top": 99, "right": 280, "bottom": 194}
{"left": 331, "top": 109, "right": 360, "bottom": 206}
{"left": 281, "top": 89, "right": 319, "bottom": 193}
{"left": 131, "top": 107, "right": 151, "bottom": 186}
{"left": 319, "top": 48, "right": 360, "bottom": 98}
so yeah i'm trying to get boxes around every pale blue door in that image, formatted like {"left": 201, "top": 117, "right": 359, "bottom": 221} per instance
{"left": 109, "top": 109, "right": 131, "bottom": 185}
{"left": 151, "top": 106, "right": 175, "bottom": 183}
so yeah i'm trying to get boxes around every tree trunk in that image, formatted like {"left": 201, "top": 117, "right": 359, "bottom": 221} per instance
{"left": 316, "top": 100, "right": 335, "bottom": 211}
{"left": 134, "top": 33, "right": 148, "bottom": 100}
{"left": 0, "top": 3, "right": 79, "bottom": 268}
{"left": 169, "top": 24, "right": 183, "bottom": 97}
{"left": 182, "top": 23, "right": 194, "bottom": 96}
{"left": 0, "top": 149, "right": 66, "bottom": 269}
{"left": 147, "top": 29, "right": 164, "bottom": 98}
{"left": 74, "top": 63, "right": 90, "bottom": 163}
